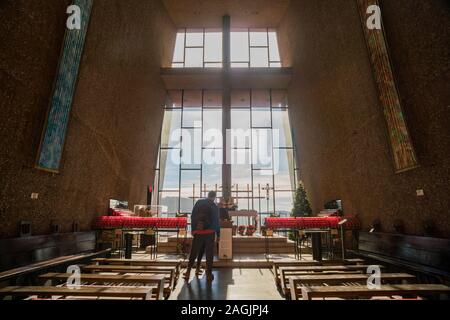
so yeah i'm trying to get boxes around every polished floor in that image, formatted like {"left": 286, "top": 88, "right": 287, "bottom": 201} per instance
{"left": 123, "top": 252, "right": 312, "bottom": 300}
{"left": 171, "top": 268, "right": 283, "bottom": 300}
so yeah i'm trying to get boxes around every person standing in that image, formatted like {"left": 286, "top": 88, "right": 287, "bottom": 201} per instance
{"left": 184, "top": 191, "right": 220, "bottom": 282}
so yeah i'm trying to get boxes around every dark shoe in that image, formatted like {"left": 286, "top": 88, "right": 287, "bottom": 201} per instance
{"left": 206, "top": 272, "right": 214, "bottom": 283}
{"left": 195, "top": 268, "right": 203, "bottom": 277}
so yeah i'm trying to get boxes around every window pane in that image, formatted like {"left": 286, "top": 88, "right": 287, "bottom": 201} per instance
{"left": 257, "top": 200, "right": 274, "bottom": 218}
{"left": 156, "top": 149, "right": 160, "bottom": 169}
{"left": 230, "top": 149, "right": 251, "bottom": 166}
{"left": 205, "top": 62, "right": 222, "bottom": 68}
{"left": 268, "top": 30, "right": 281, "bottom": 62}
{"left": 185, "top": 48, "right": 203, "bottom": 67}
{"left": 203, "top": 90, "right": 222, "bottom": 108}
{"left": 204, "top": 29, "right": 222, "bottom": 62}
{"left": 181, "top": 128, "right": 202, "bottom": 169}
{"left": 231, "top": 29, "right": 249, "bottom": 62}
{"left": 252, "top": 170, "right": 273, "bottom": 195}
{"left": 250, "top": 47, "right": 269, "bottom": 67}
{"left": 202, "top": 164, "right": 222, "bottom": 194}
{"left": 231, "top": 62, "right": 249, "bottom": 68}
{"left": 152, "top": 169, "right": 160, "bottom": 207}
{"left": 252, "top": 90, "right": 271, "bottom": 108}
{"left": 271, "top": 90, "right": 288, "bottom": 108}
{"left": 274, "top": 148, "right": 295, "bottom": 190}
{"left": 161, "top": 109, "right": 181, "bottom": 148}
{"left": 183, "top": 90, "right": 202, "bottom": 107}
{"left": 231, "top": 90, "right": 250, "bottom": 108}
{"left": 272, "top": 109, "right": 293, "bottom": 148}
{"left": 232, "top": 151, "right": 251, "bottom": 186}
{"left": 252, "top": 107, "right": 271, "bottom": 128}
{"left": 252, "top": 129, "right": 273, "bottom": 169}
{"left": 180, "top": 170, "right": 201, "bottom": 213}
{"left": 231, "top": 109, "right": 251, "bottom": 148}
{"left": 186, "top": 28, "right": 203, "bottom": 46}
{"left": 159, "top": 192, "right": 179, "bottom": 215}
{"left": 250, "top": 28, "right": 268, "bottom": 46}
{"left": 203, "top": 109, "right": 222, "bottom": 148}
{"left": 159, "top": 149, "right": 180, "bottom": 191}
{"left": 173, "top": 31, "right": 185, "bottom": 63}
{"left": 203, "top": 149, "right": 223, "bottom": 166}
{"left": 294, "top": 169, "right": 299, "bottom": 189}
{"left": 172, "top": 62, "right": 184, "bottom": 68}
{"left": 252, "top": 170, "right": 274, "bottom": 214}
{"left": 182, "top": 108, "right": 202, "bottom": 128}
{"left": 274, "top": 191, "right": 294, "bottom": 215}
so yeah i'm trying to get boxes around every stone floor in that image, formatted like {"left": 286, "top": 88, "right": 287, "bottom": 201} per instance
{"left": 124, "top": 251, "right": 314, "bottom": 300}
{"left": 171, "top": 268, "right": 284, "bottom": 300}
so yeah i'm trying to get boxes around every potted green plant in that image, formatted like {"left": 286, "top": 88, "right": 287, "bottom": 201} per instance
{"left": 289, "top": 182, "right": 313, "bottom": 241}
{"left": 291, "top": 182, "right": 313, "bottom": 217}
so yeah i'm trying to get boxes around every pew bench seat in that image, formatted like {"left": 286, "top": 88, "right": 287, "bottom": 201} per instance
{"left": 0, "top": 285, "right": 154, "bottom": 300}
{"left": 91, "top": 258, "right": 181, "bottom": 277}
{"left": 38, "top": 273, "right": 166, "bottom": 300}
{"left": 82, "top": 264, "right": 177, "bottom": 297}
{"left": 288, "top": 273, "right": 416, "bottom": 300}
{"left": 272, "top": 259, "right": 366, "bottom": 287}
{"left": 280, "top": 265, "right": 383, "bottom": 296}
{"left": 301, "top": 284, "right": 450, "bottom": 300}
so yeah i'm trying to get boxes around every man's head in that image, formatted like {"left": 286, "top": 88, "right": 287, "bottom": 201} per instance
{"left": 207, "top": 191, "right": 217, "bottom": 201}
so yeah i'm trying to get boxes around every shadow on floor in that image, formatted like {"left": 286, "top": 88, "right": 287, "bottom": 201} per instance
{"left": 174, "top": 269, "right": 235, "bottom": 300}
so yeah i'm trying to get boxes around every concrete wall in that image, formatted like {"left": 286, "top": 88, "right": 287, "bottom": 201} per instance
{"left": 0, "top": 0, "right": 176, "bottom": 238}
{"left": 279, "top": 0, "right": 450, "bottom": 237}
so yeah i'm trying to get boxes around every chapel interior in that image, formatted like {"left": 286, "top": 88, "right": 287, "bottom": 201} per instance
{"left": 0, "top": 0, "right": 449, "bottom": 301}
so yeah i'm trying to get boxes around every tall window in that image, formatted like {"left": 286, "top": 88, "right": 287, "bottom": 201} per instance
{"left": 153, "top": 90, "right": 223, "bottom": 216}
{"left": 231, "top": 28, "right": 281, "bottom": 68}
{"left": 172, "top": 29, "right": 223, "bottom": 68}
{"left": 153, "top": 90, "right": 298, "bottom": 221}
{"left": 172, "top": 28, "right": 282, "bottom": 68}
{"left": 229, "top": 89, "right": 298, "bottom": 224}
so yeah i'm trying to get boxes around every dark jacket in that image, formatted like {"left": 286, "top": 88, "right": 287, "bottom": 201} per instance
{"left": 191, "top": 199, "right": 220, "bottom": 238}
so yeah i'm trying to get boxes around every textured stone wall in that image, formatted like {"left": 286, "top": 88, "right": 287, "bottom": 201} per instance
{"left": 0, "top": 0, "right": 176, "bottom": 238}
{"left": 279, "top": 0, "right": 450, "bottom": 237}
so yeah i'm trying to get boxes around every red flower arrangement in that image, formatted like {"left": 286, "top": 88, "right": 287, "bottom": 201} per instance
{"left": 246, "top": 225, "right": 256, "bottom": 236}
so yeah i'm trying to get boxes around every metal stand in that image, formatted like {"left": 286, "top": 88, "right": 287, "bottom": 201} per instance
{"left": 340, "top": 225, "right": 346, "bottom": 260}
{"left": 124, "top": 233, "right": 133, "bottom": 259}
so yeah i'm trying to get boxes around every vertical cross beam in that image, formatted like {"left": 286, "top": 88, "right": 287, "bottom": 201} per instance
{"left": 222, "top": 15, "right": 232, "bottom": 199}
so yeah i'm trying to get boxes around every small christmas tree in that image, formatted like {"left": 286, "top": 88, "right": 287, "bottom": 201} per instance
{"left": 291, "top": 182, "right": 312, "bottom": 217}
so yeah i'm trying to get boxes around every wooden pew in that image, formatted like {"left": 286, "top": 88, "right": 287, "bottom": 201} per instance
{"left": 280, "top": 264, "right": 382, "bottom": 296}
{"left": 300, "top": 284, "right": 450, "bottom": 300}
{"left": 289, "top": 273, "right": 416, "bottom": 300}
{"left": 92, "top": 258, "right": 181, "bottom": 278}
{"left": 0, "top": 249, "right": 111, "bottom": 284}
{"left": 0, "top": 286, "right": 154, "bottom": 300}
{"left": 39, "top": 273, "right": 166, "bottom": 300}
{"left": 272, "top": 259, "right": 365, "bottom": 287}
{"left": 82, "top": 264, "right": 177, "bottom": 296}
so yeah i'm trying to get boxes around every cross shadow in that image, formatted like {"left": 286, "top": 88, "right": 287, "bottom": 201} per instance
{"left": 175, "top": 269, "right": 235, "bottom": 300}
